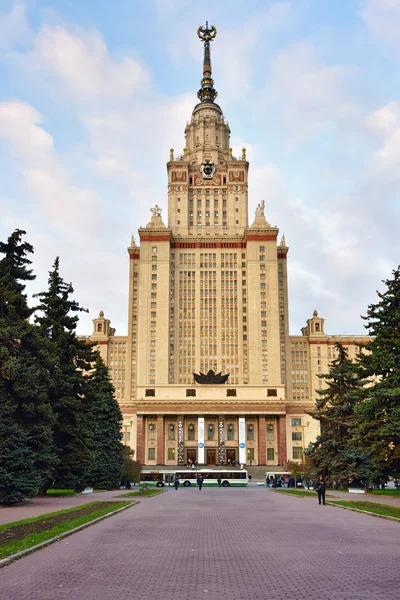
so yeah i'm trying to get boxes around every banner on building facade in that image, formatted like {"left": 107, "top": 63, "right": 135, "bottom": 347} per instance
{"left": 178, "top": 419, "right": 184, "bottom": 464}
{"left": 238, "top": 417, "right": 246, "bottom": 464}
{"left": 218, "top": 419, "right": 225, "bottom": 464}
{"left": 198, "top": 417, "right": 205, "bottom": 464}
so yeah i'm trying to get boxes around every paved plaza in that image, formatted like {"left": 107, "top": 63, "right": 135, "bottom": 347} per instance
{"left": 0, "top": 488, "right": 399, "bottom": 600}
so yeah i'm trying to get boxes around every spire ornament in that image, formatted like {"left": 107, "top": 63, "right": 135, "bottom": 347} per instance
{"left": 197, "top": 22, "right": 218, "bottom": 103}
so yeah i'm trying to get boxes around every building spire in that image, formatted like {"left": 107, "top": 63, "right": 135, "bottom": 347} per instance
{"left": 197, "top": 22, "right": 218, "bottom": 103}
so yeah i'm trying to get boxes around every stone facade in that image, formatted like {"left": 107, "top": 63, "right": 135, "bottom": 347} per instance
{"left": 83, "top": 27, "right": 369, "bottom": 467}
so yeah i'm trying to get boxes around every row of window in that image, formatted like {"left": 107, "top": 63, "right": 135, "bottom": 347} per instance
{"left": 146, "top": 447, "right": 302, "bottom": 462}
{"left": 146, "top": 423, "right": 277, "bottom": 442}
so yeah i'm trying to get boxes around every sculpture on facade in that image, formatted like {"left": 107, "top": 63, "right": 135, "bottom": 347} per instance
{"left": 193, "top": 370, "right": 230, "bottom": 384}
{"left": 150, "top": 204, "right": 162, "bottom": 218}
{"left": 255, "top": 200, "right": 265, "bottom": 217}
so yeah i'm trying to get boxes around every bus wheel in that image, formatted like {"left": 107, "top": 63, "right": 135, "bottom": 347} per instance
{"left": 156, "top": 481, "right": 164, "bottom": 488}
{"left": 183, "top": 481, "right": 191, "bottom": 487}
{"left": 222, "top": 481, "right": 230, "bottom": 487}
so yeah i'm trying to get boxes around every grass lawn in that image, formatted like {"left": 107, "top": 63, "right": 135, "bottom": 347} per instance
{"left": 116, "top": 489, "right": 163, "bottom": 498}
{"left": 44, "top": 489, "right": 78, "bottom": 496}
{"left": 274, "top": 489, "right": 334, "bottom": 498}
{"left": 332, "top": 501, "right": 400, "bottom": 520}
{"left": 0, "top": 501, "right": 134, "bottom": 560}
{"left": 370, "top": 489, "right": 400, "bottom": 497}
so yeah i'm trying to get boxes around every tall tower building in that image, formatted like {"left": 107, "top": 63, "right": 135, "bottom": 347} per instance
{"left": 84, "top": 25, "right": 369, "bottom": 467}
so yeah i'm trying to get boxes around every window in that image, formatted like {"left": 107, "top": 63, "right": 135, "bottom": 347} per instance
{"left": 292, "top": 432, "right": 302, "bottom": 441}
{"left": 247, "top": 448, "right": 254, "bottom": 461}
{"left": 188, "top": 423, "right": 195, "bottom": 441}
{"left": 97, "top": 323, "right": 102, "bottom": 332}
{"left": 266, "top": 424, "right": 274, "bottom": 440}
{"left": 227, "top": 423, "right": 234, "bottom": 441}
{"left": 247, "top": 424, "right": 255, "bottom": 441}
{"left": 148, "top": 423, "right": 156, "bottom": 440}
{"left": 148, "top": 447, "right": 155, "bottom": 460}
{"left": 168, "top": 448, "right": 176, "bottom": 460}
{"left": 152, "top": 247, "right": 157, "bottom": 253}
{"left": 168, "top": 424, "right": 175, "bottom": 441}
{"left": 267, "top": 448, "right": 275, "bottom": 461}
{"left": 207, "top": 424, "right": 215, "bottom": 441}
{"left": 291, "top": 418, "right": 302, "bottom": 426}
{"left": 293, "top": 447, "right": 303, "bottom": 460}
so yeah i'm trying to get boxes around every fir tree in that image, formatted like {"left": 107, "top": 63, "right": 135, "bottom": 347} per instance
{"left": 354, "top": 267, "right": 400, "bottom": 477}
{"left": 306, "top": 343, "right": 372, "bottom": 485}
{"left": 0, "top": 230, "right": 55, "bottom": 504}
{"left": 0, "top": 401, "right": 40, "bottom": 504}
{"left": 86, "top": 354, "right": 123, "bottom": 489}
{"left": 34, "top": 257, "right": 94, "bottom": 491}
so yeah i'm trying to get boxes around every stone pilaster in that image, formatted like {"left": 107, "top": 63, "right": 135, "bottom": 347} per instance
{"left": 156, "top": 415, "right": 164, "bottom": 465}
{"left": 258, "top": 416, "right": 266, "bottom": 466}
{"left": 136, "top": 416, "right": 144, "bottom": 464}
{"left": 277, "top": 417, "right": 287, "bottom": 464}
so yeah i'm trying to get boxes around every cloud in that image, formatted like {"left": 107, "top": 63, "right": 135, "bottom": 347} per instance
{"left": 366, "top": 102, "right": 400, "bottom": 177}
{"left": 0, "top": 1, "right": 31, "bottom": 50}
{"left": 267, "top": 40, "right": 359, "bottom": 142}
{"left": 24, "top": 24, "right": 150, "bottom": 103}
{"left": 360, "top": 0, "right": 400, "bottom": 54}
{"left": 0, "top": 101, "right": 102, "bottom": 232}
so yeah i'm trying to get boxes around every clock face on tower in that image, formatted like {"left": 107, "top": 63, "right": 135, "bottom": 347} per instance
{"left": 201, "top": 160, "right": 215, "bottom": 179}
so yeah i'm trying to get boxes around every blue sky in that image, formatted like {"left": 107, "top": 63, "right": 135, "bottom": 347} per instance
{"left": 0, "top": 0, "right": 399, "bottom": 336}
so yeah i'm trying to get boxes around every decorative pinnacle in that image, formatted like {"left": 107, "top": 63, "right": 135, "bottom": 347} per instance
{"left": 197, "top": 22, "right": 218, "bottom": 103}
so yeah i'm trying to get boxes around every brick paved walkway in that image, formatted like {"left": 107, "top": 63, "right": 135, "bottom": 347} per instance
{"left": 0, "top": 490, "right": 130, "bottom": 526}
{"left": 1, "top": 488, "right": 399, "bottom": 600}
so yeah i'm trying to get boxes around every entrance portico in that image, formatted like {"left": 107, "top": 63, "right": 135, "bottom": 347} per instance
{"left": 131, "top": 383, "right": 317, "bottom": 468}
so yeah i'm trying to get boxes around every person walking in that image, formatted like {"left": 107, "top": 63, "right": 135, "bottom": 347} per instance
{"left": 315, "top": 475, "right": 326, "bottom": 505}
{"left": 197, "top": 475, "right": 204, "bottom": 490}
{"left": 217, "top": 476, "right": 222, "bottom": 487}
{"left": 174, "top": 476, "right": 180, "bottom": 490}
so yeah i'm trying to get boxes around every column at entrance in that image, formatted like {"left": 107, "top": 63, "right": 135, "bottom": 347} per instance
{"left": 198, "top": 416, "right": 205, "bottom": 464}
{"left": 218, "top": 415, "right": 225, "bottom": 465}
{"left": 177, "top": 417, "right": 184, "bottom": 465}
{"left": 238, "top": 417, "right": 246, "bottom": 465}
{"left": 277, "top": 416, "right": 287, "bottom": 464}
{"left": 136, "top": 415, "right": 144, "bottom": 464}
{"left": 258, "top": 416, "right": 266, "bottom": 466}
{"left": 156, "top": 415, "right": 164, "bottom": 465}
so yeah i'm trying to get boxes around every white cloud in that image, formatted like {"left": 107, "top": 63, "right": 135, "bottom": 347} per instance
{"left": 361, "top": 0, "right": 400, "bottom": 53}
{"left": 0, "top": 1, "right": 31, "bottom": 50}
{"left": 0, "top": 101, "right": 102, "bottom": 231}
{"left": 24, "top": 24, "right": 150, "bottom": 102}
{"left": 267, "top": 40, "right": 359, "bottom": 141}
{"left": 366, "top": 102, "right": 400, "bottom": 177}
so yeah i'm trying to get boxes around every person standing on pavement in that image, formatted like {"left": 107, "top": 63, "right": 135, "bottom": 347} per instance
{"left": 315, "top": 475, "right": 326, "bottom": 505}
{"left": 197, "top": 475, "right": 204, "bottom": 490}
{"left": 174, "top": 476, "right": 180, "bottom": 490}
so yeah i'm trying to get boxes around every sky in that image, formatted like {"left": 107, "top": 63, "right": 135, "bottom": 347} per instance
{"left": 0, "top": 0, "right": 399, "bottom": 337}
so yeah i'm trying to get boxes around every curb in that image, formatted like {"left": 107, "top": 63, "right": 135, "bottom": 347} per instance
{"left": 328, "top": 502, "right": 400, "bottom": 523}
{"left": 0, "top": 501, "right": 139, "bottom": 568}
